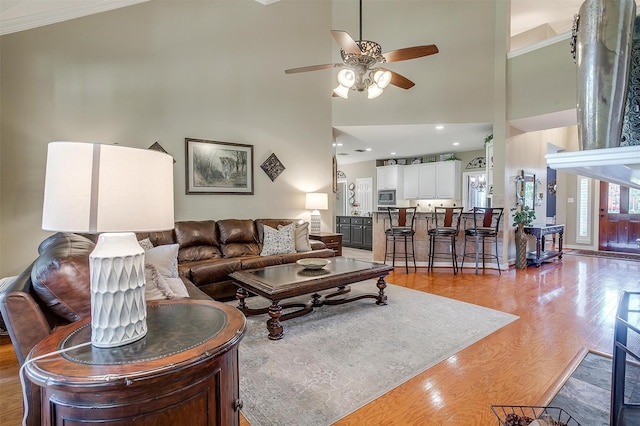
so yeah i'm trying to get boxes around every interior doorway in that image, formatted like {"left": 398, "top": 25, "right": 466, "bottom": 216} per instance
{"left": 598, "top": 182, "right": 640, "bottom": 252}
{"left": 355, "top": 177, "right": 373, "bottom": 216}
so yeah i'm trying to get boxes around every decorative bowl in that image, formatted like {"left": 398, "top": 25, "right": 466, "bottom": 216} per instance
{"left": 296, "top": 258, "right": 331, "bottom": 270}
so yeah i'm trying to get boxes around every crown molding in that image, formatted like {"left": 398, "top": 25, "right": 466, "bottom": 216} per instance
{"left": 1, "top": 0, "right": 150, "bottom": 36}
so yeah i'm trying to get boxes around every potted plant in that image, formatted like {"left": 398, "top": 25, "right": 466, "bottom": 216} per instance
{"left": 511, "top": 206, "right": 536, "bottom": 269}
{"left": 484, "top": 134, "right": 493, "bottom": 146}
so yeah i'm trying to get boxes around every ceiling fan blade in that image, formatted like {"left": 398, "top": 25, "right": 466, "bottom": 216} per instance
{"left": 331, "top": 30, "right": 361, "bottom": 54}
{"left": 385, "top": 69, "right": 415, "bottom": 89}
{"left": 382, "top": 44, "right": 439, "bottom": 63}
{"left": 285, "top": 63, "right": 343, "bottom": 74}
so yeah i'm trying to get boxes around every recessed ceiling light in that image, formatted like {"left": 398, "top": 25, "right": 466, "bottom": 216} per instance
{"left": 366, "top": 148, "right": 372, "bottom": 151}
{"left": 436, "top": 125, "right": 444, "bottom": 130}
{"left": 453, "top": 142, "right": 460, "bottom": 146}
{"left": 390, "top": 152, "right": 396, "bottom": 155}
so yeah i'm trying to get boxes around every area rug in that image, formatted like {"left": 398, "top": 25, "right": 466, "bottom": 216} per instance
{"left": 565, "top": 249, "right": 640, "bottom": 262}
{"left": 235, "top": 282, "right": 519, "bottom": 426}
{"left": 546, "top": 350, "right": 640, "bottom": 426}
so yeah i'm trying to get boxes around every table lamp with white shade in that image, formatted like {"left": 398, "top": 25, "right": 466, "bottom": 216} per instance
{"left": 305, "top": 192, "right": 328, "bottom": 234}
{"left": 42, "top": 142, "right": 174, "bottom": 348}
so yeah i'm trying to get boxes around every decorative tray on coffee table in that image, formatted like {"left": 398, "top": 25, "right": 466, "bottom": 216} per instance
{"left": 296, "top": 258, "right": 330, "bottom": 270}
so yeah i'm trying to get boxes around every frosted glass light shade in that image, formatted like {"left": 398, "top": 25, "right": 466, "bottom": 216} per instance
{"left": 373, "top": 69, "right": 392, "bottom": 89}
{"left": 42, "top": 142, "right": 175, "bottom": 348}
{"left": 367, "top": 84, "right": 384, "bottom": 99}
{"left": 337, "top": 68, "right": 356, "bottom": 88}
{"left": 42, "top": 142, "right": 175, "bottom": 233}
{"left": 333, "top": 84, "right": 350, "bottom": 99}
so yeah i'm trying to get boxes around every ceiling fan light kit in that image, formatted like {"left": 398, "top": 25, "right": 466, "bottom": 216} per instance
{"left": 285, "top": 0, "right": 439, "bottom": 99}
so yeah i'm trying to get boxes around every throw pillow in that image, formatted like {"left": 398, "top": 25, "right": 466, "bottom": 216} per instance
{"left": 144, "top": 264, "right": 190, "bottom": 301}
{"left": 138, "top": 238, "right": 154, "bottom": 251}
{"left": 279, "top": 222, "right": 312, "bottom": 252}
{"left": 144, "top": 244, "right": 179, "bottom": 278}
{"left": 260, "top": 223, "right": 296, "bottom": 256}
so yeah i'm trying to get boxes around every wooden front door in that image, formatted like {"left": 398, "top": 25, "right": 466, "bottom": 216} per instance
{"left": 598, "top": 182, "right": 640, "bottom": 252}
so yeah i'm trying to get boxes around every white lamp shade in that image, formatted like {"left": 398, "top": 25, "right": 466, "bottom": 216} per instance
{"left": 305, "top": 192, "right": 328, "bottom": 211}
{"left": 42, "top": 142, "right": 175, "bottom": 233}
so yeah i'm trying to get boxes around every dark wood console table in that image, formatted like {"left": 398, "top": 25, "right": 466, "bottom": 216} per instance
{"left": 24, "top": 299, "right": 246, "bottom": 426}
{"left": 524, "top": 224, "right": 564, "bottom": 267}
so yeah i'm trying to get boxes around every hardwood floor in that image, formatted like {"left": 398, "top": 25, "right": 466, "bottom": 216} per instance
{"left": 2, "top": 252, "right": 639, "bottom": 425}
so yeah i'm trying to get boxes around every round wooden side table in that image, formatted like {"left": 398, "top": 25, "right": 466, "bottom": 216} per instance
{"left": 24, "top": 298, "right": 246, "bottom": 426}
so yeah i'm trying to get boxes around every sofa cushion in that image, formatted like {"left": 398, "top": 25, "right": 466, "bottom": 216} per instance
{"left": 217, "top": 219, "right": 260, "bottom": 257}
{"left": 31, "top": 233, "right": 95, "bottom": 322}
{"left": 289, "top": 222, "right": 312, "bottom": 252}
{"left": 174, "top": 221, "right": 222, "bottom": 262}
{"left": 261, "top": 223, "right": 296, "bottom": 256}
{"left": 186, "top": 258, "right": 243, "bottom": 286}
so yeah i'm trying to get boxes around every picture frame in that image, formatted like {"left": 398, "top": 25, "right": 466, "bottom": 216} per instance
{"left": 185, "top": 138, "right": 254, "bottom": 195}
{"left": 260, "top": 153, "right": 286, "bottom": 182}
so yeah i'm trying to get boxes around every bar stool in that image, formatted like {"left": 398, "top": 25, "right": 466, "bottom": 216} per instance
{"left": 427, "top": 207, "right": 463, "bottom": 274}
{"left": 461, "top": 207, "right": 503, "bottom": 274}
{"left": 384, "top": 207, "right": 417, "bottom": 273}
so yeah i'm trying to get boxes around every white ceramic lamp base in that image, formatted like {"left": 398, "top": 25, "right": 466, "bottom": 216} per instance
{"left": 90, "top": 232, "right": 147, "bottom": 348}
{"left": 310, "top": 210, "right": 321, "bottom": 234}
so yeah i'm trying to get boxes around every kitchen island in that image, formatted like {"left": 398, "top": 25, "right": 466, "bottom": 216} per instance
{"left": 371, "top": 210, "right": 505, "bottom": 272}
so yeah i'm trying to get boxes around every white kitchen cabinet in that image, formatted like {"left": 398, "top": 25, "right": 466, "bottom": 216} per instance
{"left": 402, "top": 160, "right": 460, "bottom": 200}
{"left": 403, "top": 163, "right": 436, "bottom": 199}
{"left": 403, "top": 164, "right": 419, "bottom": 199}
{"left": 435, "top": 160, "right": 461, "bottom": 199}
{"left": 376, "top": 165, "right": 404, "bottom": 192}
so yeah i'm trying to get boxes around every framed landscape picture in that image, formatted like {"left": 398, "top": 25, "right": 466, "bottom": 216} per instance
{"left": 185, "top": 138, "right": 254, "bottom": 194}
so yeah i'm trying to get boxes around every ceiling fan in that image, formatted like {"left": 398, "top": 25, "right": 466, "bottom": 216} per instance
{"left": 284, "top": 0, "right": 439, "bottom": 99}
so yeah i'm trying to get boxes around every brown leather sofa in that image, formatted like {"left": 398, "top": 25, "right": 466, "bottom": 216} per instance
{"left": 138, "top": 218, "right": 334, "bottom": 300}
{"left": 1, "top": 218, "right": 332, "bottom": 363}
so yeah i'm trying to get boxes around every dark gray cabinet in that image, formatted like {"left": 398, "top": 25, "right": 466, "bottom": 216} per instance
{"left": 336, "top": 216, "right": 372, "bottom": 250}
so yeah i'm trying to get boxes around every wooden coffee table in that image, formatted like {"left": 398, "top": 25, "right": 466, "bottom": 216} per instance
{"left": 230, "top": 257, "right": 393, "bottom": 340}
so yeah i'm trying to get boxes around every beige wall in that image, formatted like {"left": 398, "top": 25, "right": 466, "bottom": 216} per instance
{"left": 508, "top": 39, "right": 577, "bottom": 121}
{"left": 0, "top": 0, "right": 587, "bottom": 276}
{"left": 0, "top": 0, "right": 333, "bottom": 276}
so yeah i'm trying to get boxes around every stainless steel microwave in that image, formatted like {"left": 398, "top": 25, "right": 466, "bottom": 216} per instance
{"left": 378, "top": 189, "right": 396, "bottom": 205}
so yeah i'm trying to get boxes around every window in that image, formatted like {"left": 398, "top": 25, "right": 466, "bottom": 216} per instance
{"left": 629, "top": 188, "right": 640, "bottom": 214}
{"left": 462, "top": 172, "right": 487, "bottom": 210}
{"left": 608, "top": 184, "right": 620, "bottom": 213}
{"left": 576, "top": 176, "right": 591, "bottom": 244}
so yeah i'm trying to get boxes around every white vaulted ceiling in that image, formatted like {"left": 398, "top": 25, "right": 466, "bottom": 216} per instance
{"left": 0, "top": 0, "right": 593, "bottom": 165}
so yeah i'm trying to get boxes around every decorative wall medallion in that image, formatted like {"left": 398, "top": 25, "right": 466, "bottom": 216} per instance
{"left": 337, "top": 170, "right": 346, "bottom": 179}
{"left": 466, "top": 156, "right": 486, "bottom": 169}
{"left": 148, "top": 142, "right": 176, "bottom": 163}
{"left": 260, "top": 153, "right": 286, "bottom": 182}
